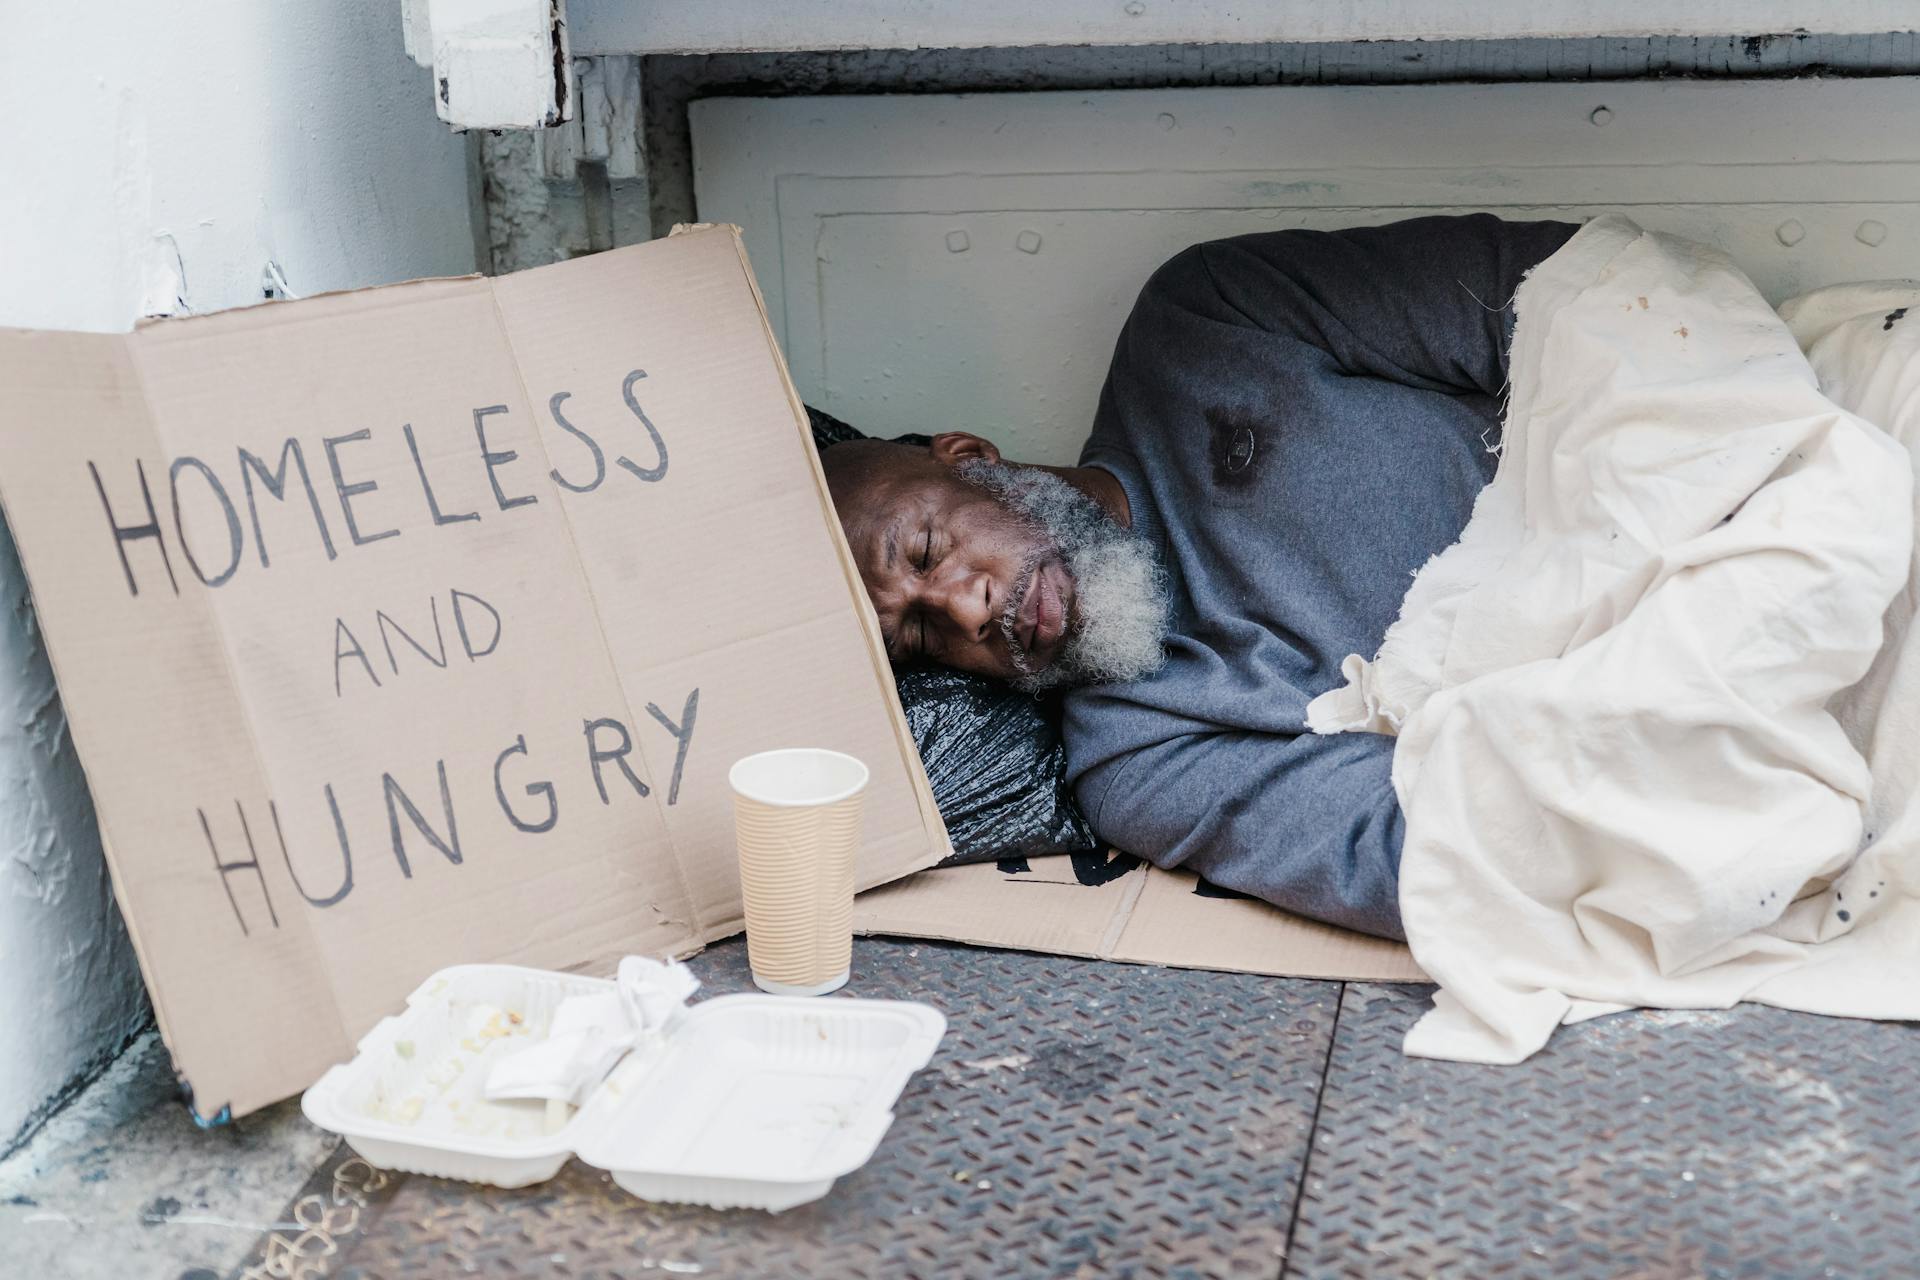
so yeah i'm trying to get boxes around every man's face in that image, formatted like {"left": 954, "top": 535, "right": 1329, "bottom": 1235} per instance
{"left": 837, "top": 446, "right": 1072, "bottom": 682}
{"left": 826, "top": 433, "right": 1169, "bottom": 690}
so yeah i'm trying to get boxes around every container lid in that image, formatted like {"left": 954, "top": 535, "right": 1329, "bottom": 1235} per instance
{"left": 301, "top": 962, "right": 945, "bottom": 1195}
{"left": 574, "top": 994, "right": 945, "bottom": 1186}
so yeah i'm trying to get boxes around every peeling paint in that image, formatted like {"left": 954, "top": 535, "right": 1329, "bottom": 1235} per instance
{"left": 548, "top": 2, "right": 571, "bottom": 126}
{"left": 0, "top": 518, "right": 147, "bottom": 1157}
{"left": 481, "top": 131, "right": 594, "bottom": 271}
{"left": 136, "top": 233, "right": 189, "bottom": 319}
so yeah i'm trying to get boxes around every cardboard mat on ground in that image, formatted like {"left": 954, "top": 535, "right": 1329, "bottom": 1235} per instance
{"left": 0, "top": 225, "right": 1417, "bottom": 1123}
{"left": 857, "top": 854, "right": 1424, "bottom": 983}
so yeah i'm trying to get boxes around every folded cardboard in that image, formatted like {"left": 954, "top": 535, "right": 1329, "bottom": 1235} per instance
{"left": 0, "top": 226, "right": 948, "bottom": 1121}
{"left": 856, "top": 855, "right": 1425, "bottom": 983}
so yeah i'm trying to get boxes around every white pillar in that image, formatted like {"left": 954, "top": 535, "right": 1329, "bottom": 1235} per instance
{"left": 0, "top": 0, "right": 478, "bottom": 1150}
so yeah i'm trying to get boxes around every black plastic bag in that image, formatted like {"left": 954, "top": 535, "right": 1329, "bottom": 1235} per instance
{"left": 894, "top": 666, "right": 1098, "bottom": 866}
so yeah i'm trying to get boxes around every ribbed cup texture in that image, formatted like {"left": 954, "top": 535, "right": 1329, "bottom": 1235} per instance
{"left": 732, "top": 791, "right": 863, "bottom": 987}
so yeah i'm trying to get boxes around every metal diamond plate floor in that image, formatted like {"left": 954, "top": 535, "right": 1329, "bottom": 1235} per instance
{"left": 1287, "top": 984, "right": 1920, "bottom": 1280}
{"left": 230, "top": 940, "right": 1920, "bottom": 1280}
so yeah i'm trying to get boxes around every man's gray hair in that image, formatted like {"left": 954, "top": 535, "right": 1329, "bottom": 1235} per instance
{"left": 955, "top": 459, "right": 1171, "bottom": 693}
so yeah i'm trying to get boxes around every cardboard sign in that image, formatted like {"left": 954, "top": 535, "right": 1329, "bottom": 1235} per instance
{"left": 0, "top": 227, "right": 948, "bottom": 1122}
{"left": 856, "top": 856, "right": 1425, "bottom": 984}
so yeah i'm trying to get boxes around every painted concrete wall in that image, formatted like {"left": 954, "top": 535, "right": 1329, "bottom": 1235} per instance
{"left": 692, "top": 78, "right": 1920, "bottom": 465}
{"left": 0, "top": 0, "right": 476, "bottom": 1152}
{"left": 640, "top": 32, "right": 1920, "bottom": 238}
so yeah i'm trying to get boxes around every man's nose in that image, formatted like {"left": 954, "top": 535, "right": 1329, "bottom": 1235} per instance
{"left": 926, "top": 564, "right": 994, "bottom": 642}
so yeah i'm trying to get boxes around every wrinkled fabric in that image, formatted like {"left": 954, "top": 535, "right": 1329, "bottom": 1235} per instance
{"left": 1308, "top": 215, "right": 1920, "bottom": 1062}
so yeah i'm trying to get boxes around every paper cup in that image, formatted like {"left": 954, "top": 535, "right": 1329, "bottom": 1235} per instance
{"left": 728, "top": 749, "right": 869, "bottom": 996}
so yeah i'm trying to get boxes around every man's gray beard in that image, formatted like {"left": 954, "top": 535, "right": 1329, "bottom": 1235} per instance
{"left": 954, "top": 459, "right": 1170, "bottom": 693}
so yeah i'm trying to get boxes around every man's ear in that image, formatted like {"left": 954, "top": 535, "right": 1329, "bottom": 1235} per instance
{"left": 928, "top": 431, "right": 1002, "bottom": 468}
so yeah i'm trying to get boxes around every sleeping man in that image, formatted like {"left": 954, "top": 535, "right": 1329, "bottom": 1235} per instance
{"left": 822, "top": 214, "right": 1577, "bottom": 939}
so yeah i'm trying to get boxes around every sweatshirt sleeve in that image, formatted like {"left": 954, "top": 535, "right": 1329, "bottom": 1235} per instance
{"left": 1074, "top": 723, "right": 1405, "bottom": 940}
{"left": 1173, "top": 214, "right": 1579, "bottom": 399}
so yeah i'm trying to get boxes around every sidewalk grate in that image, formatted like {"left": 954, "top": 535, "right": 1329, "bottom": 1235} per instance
{"left": 231, "top": 944, "right": 1920, "bottom": 1279}
{"left": 234, "top": 938, "right": 1338, "bottom": 1280}
{"left": 1284, "top": 984, "right": 1920, "bottom": 1280}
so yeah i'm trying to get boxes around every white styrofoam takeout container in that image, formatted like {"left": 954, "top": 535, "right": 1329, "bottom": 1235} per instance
{"left": 301, "top": 963, "right": 946, "bottom": 1211}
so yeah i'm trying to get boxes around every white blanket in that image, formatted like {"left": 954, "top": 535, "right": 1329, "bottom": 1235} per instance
{"left": 1307, "top": 215, "right": 1920, "bottom": 1062}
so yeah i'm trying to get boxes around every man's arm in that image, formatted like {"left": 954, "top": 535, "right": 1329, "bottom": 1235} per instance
{"left": 1147, "top": 213, "right": 1579, "bottom": 399}
{"left": 1072, "top": 726, "right": 1405, "bottom": 940}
